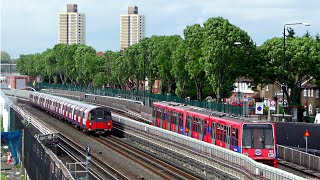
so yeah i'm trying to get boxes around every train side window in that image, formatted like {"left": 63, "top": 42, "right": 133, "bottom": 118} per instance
{"left": 157, "top": 109, "right": 161, "bottom": 119}
{"left": 216, "top": 124, "right": 220, "bottom": 140}
{"left": 153, "top": 107, "right": 156, "bottom": 117}
{"left": 192, "top": 119, "right": 196, "bottom": 133}
{"left": 211, "top": 122, "right": 216, "bottom": 140}
{"left": 75, "top": 110, "right": 79, "bottom": 118}
{"left": 220, "top": 125, "right": 224, "bottom": 141}
{"left": 223, "top": 126, "right": 227, "bottom": 142}
{"left": 161, "top": 109, "right": 164, "bottom": 120}
{"left": 186, "top": 116, "right": 192, "bottom": 131}
{"left": 168, "top": 110, "right": 171, "bottom": 124}
{"left": 104, "top": 110, "right": 111, "bottom": 120}
{"left": 200, "top": 119, "right": 204, "bottom": 135}
{"left": 203, "top": 120, "right": 207, "bottom": 135}
{"left": 179, "top": 113, "right": 183, "bottom": 127}
{"left": 234, "top": 128, "right": 239, "bottom": 145}
{"left": 171, "top": 112, "right": 177, "bottom": 125}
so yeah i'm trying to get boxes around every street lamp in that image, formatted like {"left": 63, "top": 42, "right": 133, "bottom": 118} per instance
{"left": 234, "top": 42, "right": 241, "bottom": 104}
{"left": 282, "top": 22, "right": 310, "bottom": 120}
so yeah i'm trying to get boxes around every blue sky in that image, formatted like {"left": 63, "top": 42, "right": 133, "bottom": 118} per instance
{"left": 1, "top": 0, "right": 319, "bottom": 59}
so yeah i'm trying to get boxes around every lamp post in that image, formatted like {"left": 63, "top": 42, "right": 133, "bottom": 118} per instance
{"left": 141, "top": 38, "right": 149, "bottom": 105}
{"left": 282, "top": 23, "right": 310, "bottom": 120}
{"left": 218, "top": 45, "right": 222, "bottom": 103}
{"left": 234, "top": 42, "right": 241, "bottom": 104}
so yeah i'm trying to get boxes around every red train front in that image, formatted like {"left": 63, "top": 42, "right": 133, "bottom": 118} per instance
{"left": 85, "top": 107, "right": 112, "bottom": 134}
{"left": 241, "top": 123, "right": 277, "bottom": 167}
{"left": 152, "top": 102, "right": 278, "bottom": 167}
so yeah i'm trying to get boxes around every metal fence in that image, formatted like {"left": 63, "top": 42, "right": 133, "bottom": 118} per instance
{"left": 1, "top": 91, "right": 73, "bottom": 180}
{"left": 22, "top": 127, "right": 72, "bottom": 180}
{"left": 277, "top": 145, "right": 320, "bottom": 172}
{"left": 113, "top": 114, "right": 305, "bottom": 180}
{"left": 32, "top": 82, "right": 243, "bottom": 116}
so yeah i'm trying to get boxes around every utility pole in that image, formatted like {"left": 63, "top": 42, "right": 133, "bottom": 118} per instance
{"left": 219, "top": 45, "right": 222, "bottom": 103}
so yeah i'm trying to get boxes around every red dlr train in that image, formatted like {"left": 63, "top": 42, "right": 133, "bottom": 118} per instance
{"left": 29, "top": 92, "right": 112, "bottom": 134}
{"left": 152, "top": 102, "right": 278, "bottom": 167}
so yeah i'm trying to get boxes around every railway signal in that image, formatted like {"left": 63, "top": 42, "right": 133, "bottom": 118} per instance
{"left": 86, "top": 145, "right": 91, "bottom": 179}
{"left": 304, "top": 130, "right": 310, "bottom": 153}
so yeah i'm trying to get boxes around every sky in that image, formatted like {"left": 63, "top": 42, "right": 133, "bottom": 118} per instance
{"left": 1, "top": 0, "right": 319, "bottom": 59}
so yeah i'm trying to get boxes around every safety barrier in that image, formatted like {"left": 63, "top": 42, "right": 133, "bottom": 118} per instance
{"left": 112, "top": 114, "right": 305, "bottom": 180}
{"left": 1, "top": 88, "right": 30, "bottom": 99}
{"left": 1, "top": 90, "right": 73, "bottom": 179}
{"left": 1, "top": 90, "right": 53, "bottom": 135}
{"left": 278, "top": 145, "right": 320, "bottom": 172}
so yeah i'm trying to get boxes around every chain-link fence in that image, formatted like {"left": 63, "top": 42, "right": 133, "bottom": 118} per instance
{"left": 32, "top": 82, "right": 243, "bottom": 116}
{"left": 14, "top": 107, "right": 72, "bottom": 179}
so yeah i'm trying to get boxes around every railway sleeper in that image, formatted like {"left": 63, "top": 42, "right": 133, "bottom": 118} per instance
{"left": 123, "top": 133, "right": 233, "bottom": 179}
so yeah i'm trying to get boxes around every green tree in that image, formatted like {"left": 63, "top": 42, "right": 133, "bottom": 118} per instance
{"left": 73, "top": 45, "right": 97, "bottom": 86}
{"left": 184, "top": 24, "right": 206, "bottom": 100}
{"left": 1, "top": 51, "right": 11, "bottom": 63}
{"left": 259, "top": 36, "right": 320, "bottom": 111}
{"left": 201, "top": 17, "right": 256, "bottom": 101}
{"left": 171, "top": 41, "right": 188, "bottom": 97}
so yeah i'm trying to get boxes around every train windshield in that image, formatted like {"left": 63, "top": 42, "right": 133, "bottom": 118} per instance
{"left": 89, "top": 108, "right": 111, "bottom": 122}
{"left": 242, "top": 124, "right": 274, "bottom": 149}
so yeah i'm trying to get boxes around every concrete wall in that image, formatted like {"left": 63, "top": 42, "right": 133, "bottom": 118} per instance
{"left": 276, "top": 122, "right": 320, "bottom": 150}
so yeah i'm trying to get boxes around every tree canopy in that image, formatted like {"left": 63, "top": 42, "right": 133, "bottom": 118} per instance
{"left": 16, "top": 17, "right": 320, "bottom": 103}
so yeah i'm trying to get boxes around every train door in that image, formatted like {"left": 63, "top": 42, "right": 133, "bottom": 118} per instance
{"left": 71, "top": 106, "right": 76, "bottom": 123}
{"left": 170, "top": 112, "right": 178, "bottom": 132}
{"left": 231, "top": 128, "right": 239, "bottom": 152}
{"left": 226, "top": 126, "right": 231, "bottom": 149}
{"left": 155, "top": 108, "right": 162, "bottom": 127}
{"left": 152, "top": 107, "right": 156, "bottom": 126}
{"left": 175, "top": 113, "right": 180, "bottom": 133}
{"left": 74, "top": 109, "right": 79, "bottom": 126}
{"left": 80, "top": 109, "right": 85, "bottom": 128}
{"left": 200, "top": 119, "right": 204, "bottom": 140}
{"left": 186, "top": 116, "right": 192, "bottom": 137}
{"left": 160, "top": 109, "right": 164, "bottom": 129}
{"left": 162, "top": 110, "right": 167, "bottom": 130}
{"left": 192, "top": 118, "right": 203, "bottom": 140}
{"left": 178, "top": 113, "right": 183, "bottom": 134}
{"left": 211, "top": 122, "right": 216, "bottom": 145}
{"left": 167, "top": 110, "right": 171, "bottom": 131}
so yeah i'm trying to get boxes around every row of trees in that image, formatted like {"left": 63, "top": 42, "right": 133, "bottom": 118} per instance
{"left": 17, "top": 17, "right": 320, "bottom": 107}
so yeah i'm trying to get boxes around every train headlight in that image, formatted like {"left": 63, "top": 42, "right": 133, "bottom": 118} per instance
{"left": 268, "top": 153, "right": 275, "bottom": 158}
{"left": 107, "top": 123, "right": 110, "bottom": 126}
{"left": 243, "top": 152, "right": 249, "bottom": 156}
{"left": 89, "top": 123, "right": 92, "bottom": 125}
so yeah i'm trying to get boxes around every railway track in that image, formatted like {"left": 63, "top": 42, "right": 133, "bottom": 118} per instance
{"left": 92, "top": 135, "right": 199, "bottom": 180}
{"left": 57, "top": 134, "right": 129, "bottom": 180}
{"left": 11, "top": 95, "right": 317, "bottom": 179}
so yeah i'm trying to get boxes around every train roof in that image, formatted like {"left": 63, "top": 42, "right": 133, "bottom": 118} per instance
{"left": 154, "top": 101, "right": 272, "bottom": 125}
{"left": 32, "top": 92, "right": 99, "bottom": 110}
